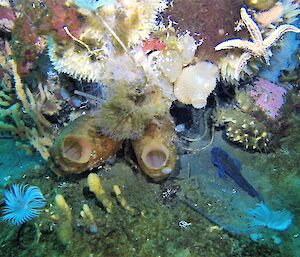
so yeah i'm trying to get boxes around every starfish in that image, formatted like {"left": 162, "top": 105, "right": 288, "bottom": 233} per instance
{"left": 215, "top": 7, "right": 300, "bottom": 80}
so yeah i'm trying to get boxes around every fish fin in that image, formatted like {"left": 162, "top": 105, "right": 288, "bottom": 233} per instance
{"left": 218, "top": 167, "right": 226, "bottom": 179}
{"left": 232, "top": 158, "right": 241, "bottom": 171}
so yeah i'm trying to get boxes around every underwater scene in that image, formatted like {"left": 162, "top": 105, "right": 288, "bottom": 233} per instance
{"left": 0, "top": 0, "right": 299, "bottom": 256}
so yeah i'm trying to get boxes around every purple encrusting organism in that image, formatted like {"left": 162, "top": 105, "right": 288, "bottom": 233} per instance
{"left": 248, "top": 78, "right": 287, "bottom": 120}
{"left": 2, "top": 184, "right": 46, "bottom": 225}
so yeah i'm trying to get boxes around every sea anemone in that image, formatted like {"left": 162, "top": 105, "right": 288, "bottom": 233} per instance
{"left": 246, "top": 202, "right": 293, "bottom": 231}
{"left": 2, "top": 184, "right": 46, "bottom": 225}
{"left": 174, "top": 61, "right": 219, "bottom": 109}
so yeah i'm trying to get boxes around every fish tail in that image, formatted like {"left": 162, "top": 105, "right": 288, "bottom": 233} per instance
{"left": 179, "top": 197, "right": 255, "bottom": 235}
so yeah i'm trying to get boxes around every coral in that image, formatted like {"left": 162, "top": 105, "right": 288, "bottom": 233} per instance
{"left": 11, "top": 15, "right": 40, "bottom": 75}
{"left": 255, "top": 2, "right": 285, "bottom": 27}
{"left": 214, "top": 106, "right": 271, "bottom": 150}
{"left": 254, "top": 0, "right": 300, "bottom": 28}
{"left": 87, "top": 173, "right": 113, "bottom": 213}
{"left": 101, "top": 54, "right": 146, "bottom": 84}
{"left": 107, "top": 0, "right": 168, "bottom": 46}
{"left": 157, "top": 50, "right": 183, "bottom": 82}
{"left": 0, "top": 6, "right": 16, "bottom": 33}
{"left": 0, "top": 42, "right": 54, "bottom": 159}
{"left": 153, "top": 33, "right": 198, "bottom": 83}
{"left": 245, "top": 0, "right": 277, "bottom": 11}
{"left": 142, "top": 37, "right": 166, "bottom": 53}
{"left": 47, "top": 36, "right": 106, "bottom": 82}
{"left": 2, "top": 184, "right": 46, "bottom": 225}
{"left": 0, "top": 0, "right": 10, "bottom": 7}
{"left": 174, "top": 61, "right": 219, "bottom": 108}
{"left": 55, "top": 194, "right": 72, "bottom": 222}
{"left": 132, "top": 116, "right": 177, "bottom": 181}
{"left": 246, "top": 202, "right": 293, "bottom": 231}
{"left": 163, "top": 0, "right": 244, "bottom": 62}
{"left": 44, "top": 0, "right": 83, "bottom": 41}
{"left": 113, "top": 185, "right": 135, "bottom": 215}
{"left": 47, "top": 0, "right": 167, "bottom": 82}
{"left": 215, "top": 7, "right": 300, "bottom": 80}
{"left": 9, "top": 0, "right": 49, "bottom": 75}
{"left": 95, "top": 82, "right": 168, "bottom": 140}
{"left": 80, "top": 204, "right": 97, "bottom": 233}
{"left": 248, "top": 78, "right": 287, "bottom": 119}
{"left": 54, "top": 194, "right": 73, "bottom": 245}
{"left": 49, "top": 114, "right": 122, "bottom": 176}
{"left": 217, "top": 52, "right": 257, "bottom": 84}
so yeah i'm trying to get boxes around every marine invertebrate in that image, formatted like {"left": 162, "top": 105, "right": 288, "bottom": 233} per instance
{"left": 112, "top": 0, "right": 168, "bottom": 46}
{"left": 163, "top": 0, "right": 244, "bottom": 62}
{"left": 113, "top": 185, "right": 135, "bottom": 215}
{"left": 157, "top": 50, "right": 184, "bottom": 83}
{"left": 3, "top": 42, "right": 53, "bottom": 160}
{"left": 246, "top": 202, "right": 293, "bottom": 231}
{"left": 0, "top": 6, "right": 16, "bottom": 32}
{"left": 132, "top": 116, "right": 177, "bottom": 181}
{"left": 217, "top": 52, "right": 257, "bottom": 84}
{"left": 87, "top": 173, "right": 113, "bottom": 213}
{"left": 49, "top": 115, "right": 122, "bottom": 176}
{"left": 248, "top": 78, "right": 287, "bottom": 119}
{"left": 214, "top": 107, "right": 271, "bottom": 150}
{"left": 54, "top": 194, "right": 73, "bottom": 244}
{"left": 215, "top": 7, "right": 300, "bottom": 80}
{"left": 244, "top": 0, "right": 277, "bottom": 11}
{"left": 11, "top": 15, "right": 41, "bottom": 75}
{"left": 47, "top": 36, "right": 106, "bottom": 82}
{"left": 48, "top": 0, "right": 167, "bottom": 82}
{"left": 2, "top": 184, "right": 46, "bottom": 225}
{"left": 95, "top": 82, "right": 168, "bottom": 140}
{"left": 142, "top": 37, "right": 166, "bottom": 53}
{"left": 174, "top": 61, "right": 219, "bottom": 108}
{"left": 44, "top": 0, "right": 82, "bottom": 40}
{"left": 80, "top": 204, "right": 97, "bottom": 233}
{"left": 154, "top": 33, "right": 197, "bottom": 83}
{"left": 255, "top": 2, "right": 285, "bottom": 27}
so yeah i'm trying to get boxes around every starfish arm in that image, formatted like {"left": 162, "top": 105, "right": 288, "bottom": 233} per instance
{"left": 234, "top": 52, "right": 252, "bottom": 80}
{"left": 240, "top": 7, "right": 263, "bottom": 46}
{"left": 215, "top": 39, "right": 256, "bottom": 52}
{"left": 263, "top": 24, "right": 300, "bottom": 49}
{"left": 262, "top": 52, "right": 270, "bottom": 65}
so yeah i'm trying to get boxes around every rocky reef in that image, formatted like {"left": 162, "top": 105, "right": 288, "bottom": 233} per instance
{"left": 0, "top": 0, "right": 299, "bottom": 256}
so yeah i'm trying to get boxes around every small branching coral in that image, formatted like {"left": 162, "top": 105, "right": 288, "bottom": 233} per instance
{"left": 95, "top": 82, "right": 168, "bottom": 140}
{"left": 2, "top": 184, "right": 46, "bottom": 225}
{"left": 47, "top": 0, "right": 167, "bottom": 82}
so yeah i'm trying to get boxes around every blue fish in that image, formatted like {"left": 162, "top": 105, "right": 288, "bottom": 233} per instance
{"left": 211, "top": 147, "right": 262, "bottom": 200}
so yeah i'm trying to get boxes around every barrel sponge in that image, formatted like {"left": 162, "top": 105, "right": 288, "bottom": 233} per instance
{"left": 174, "top": 61, "right": 219, "bottom": 109}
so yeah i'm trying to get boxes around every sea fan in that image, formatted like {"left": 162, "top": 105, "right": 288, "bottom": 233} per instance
{"left": 246, "top": 202, "right": 293, "bottom": 231}
{"left": 2, "top": 184, "right": 46, "bottom": 225}
{"left": 73, "top": 0, "right": 114, "bottom": 11}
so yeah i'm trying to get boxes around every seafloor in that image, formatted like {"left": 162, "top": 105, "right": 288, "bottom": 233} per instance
{"left": 0, "top": 0, "right": 299, "bottom": 256}
{"left": 0, "top": 112, "right": 299, "bottom": 257}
